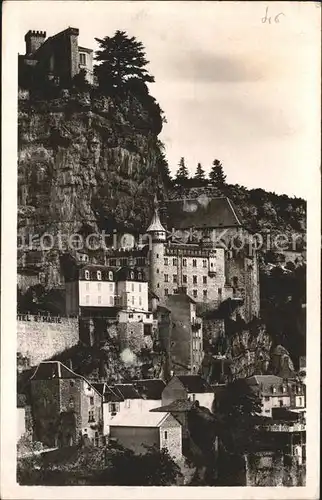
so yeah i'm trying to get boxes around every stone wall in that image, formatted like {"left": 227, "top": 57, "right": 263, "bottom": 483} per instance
{"left": 117, "top": 322, "right": 145, "bottom": 354}
{"left": 17, "top": 314, "right": 79, "bottom": 367}
{"left": 159, "top": 416, "right": 182, "bottom": 461}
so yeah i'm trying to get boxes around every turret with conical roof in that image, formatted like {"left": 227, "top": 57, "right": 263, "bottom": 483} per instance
{"left": 147, "top": 195, "right": 166, "bottom": 297}
{"left": 146, "top": 195, "right": 166, "bottom": 243}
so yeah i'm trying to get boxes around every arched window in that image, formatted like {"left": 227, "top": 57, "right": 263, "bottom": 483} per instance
{"left": 97, "top": 271, "right": 102, "bottom": 280}
{"left": 84, "top": 270, "right": 90, "bottom": 280}
{"left": 109, "top": 271, "right": 113, "bottom": 281}
{"left": 138, "top": 273, "right": 142, "bottom": 280}
{"left": 130, "top": 271, "right": 134, "bottom": 280}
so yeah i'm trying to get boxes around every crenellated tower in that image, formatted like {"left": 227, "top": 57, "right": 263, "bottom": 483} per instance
{"left": 146, "top": 196, "right": 167, "bottom": 299}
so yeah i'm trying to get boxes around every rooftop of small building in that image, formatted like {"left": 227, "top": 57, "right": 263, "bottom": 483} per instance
{"left": 111, "top": 384, "right": 141, "bottom": 400}
{"left": 109, "top": 410, "right": 173, "bottom": 428}
{"left": 175, "top": 375, "right": 213, "bottom": 394}
{"left": 150, "top": 399, "right": 195, "bottom": 413}
{"left": 133, "top": 379, "right": 166, "bottom": 400}
{"left": 163, "top": 196, "right": 242, "bottom": 230}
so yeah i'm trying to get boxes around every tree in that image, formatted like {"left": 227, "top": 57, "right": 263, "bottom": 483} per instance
{"left": 174, "top": 157, "right": 189, "bottom": 187}
{"left": 96, "top": 445, "right": 182, "bottom": 485}
{"left": 71, "top": 69, "right": 90, "bottom": 92}
{"left": 193, "top": 163, "right": 206, "bottom": 187}
{"left": 94, "top": 30, "right": 155, "bottom": 92}
{"left": 156, "top": 141, "right": 173, "bottom": 187}
{"left": 209, "top": 159, "right": 226, "bottom": 186}
{"left": 215, "top": 378, "right": 262, "bottom": 455}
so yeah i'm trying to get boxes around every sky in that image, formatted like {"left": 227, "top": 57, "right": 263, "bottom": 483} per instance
{"left": 11, "top": 0, "right": 321, "bottom": 198}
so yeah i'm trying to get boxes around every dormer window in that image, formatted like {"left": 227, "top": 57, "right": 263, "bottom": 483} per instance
{"left": 109, "top": 271, "right": 113, "bottom": 281}
{"left": 272, "top": 386, "right": 277, "bottom": 394}
{"left": 97, "top": 271, "right": 102, "bottom": 281}
{"left": 84, "top": 270, "right": 90, "bottom": 280}
{"left": 138, "top": 273, "right": 142, "bottom": 280}
{"left": 130, "top": 272, "right": 134, "bottom": 280}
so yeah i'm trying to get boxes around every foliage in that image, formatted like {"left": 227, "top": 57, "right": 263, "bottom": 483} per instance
{"left": 71, "top": 69, "right": 91, "bottom": 92}
{"left": 95, "top": 30, "right": 154, "bottom": 93}
{"left": 209, "top": 159, "right": 226, "bottom": 186}
{"left": 174, "top": 157, "right": 190, "bottom": 187}
{"left": 92, "top": 444, "right": 182, "bottom": 486}
{"left": 193, "top": 163, "right": 207, "bottom": 187}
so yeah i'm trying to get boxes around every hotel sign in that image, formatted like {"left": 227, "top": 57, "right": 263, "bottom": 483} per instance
{"left": 17, "top": 314, "right": 62, "bottom": 323}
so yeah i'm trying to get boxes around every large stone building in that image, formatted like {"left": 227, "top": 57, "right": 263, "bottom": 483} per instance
{"left": 19, "top": 27, "right": 94, "bottom": 87}
{"left": 30, "top": 361, "right": 103, "bottom": 447}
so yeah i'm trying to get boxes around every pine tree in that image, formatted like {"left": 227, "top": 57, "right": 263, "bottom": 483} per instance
{"left": 94, "top": 30, "right": 155, "bottom": 91}
{"left": 174, "top": 157, "right": 189, "bottom": 186}
{"left": 156, "top": 142, "right": 172, "bottom": 187}
{"left": 209, "top": 159, "right": 226, "bottom": 186}
{"left": 194, "top": 162, "right": 206, "bottom": 186}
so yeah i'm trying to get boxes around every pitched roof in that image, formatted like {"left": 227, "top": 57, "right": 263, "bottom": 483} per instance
{"left": 164, "top": 196, "right": 242, "bottom": 230}
{"left": 246, "top": 375, "right": 288, "bottom": 396}
{"left": 91, "top": 383, "right": 106, "bottom": 396}
{"left": 103, "top": 386, "right": 123, "bottom": 403}
{"left": 112, "top": 384, "right": 141, "bottom": 400}
{"left": 109, "top": 411, "right": 175, "bottom": 428}
{"left": 30, "top": 361, "right": 102, "bottom": 397}
{"left": 133, "top": 379, "right": 166, "bottom": 400}
{"left": 150, "top": 399, "right": 195, "bottom": 413}
{"left": 176, "top": 375, "right": 213, "bottom": 393}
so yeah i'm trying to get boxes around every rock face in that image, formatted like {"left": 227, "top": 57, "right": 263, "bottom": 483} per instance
{"left": 18, "top": 90, "right": 165, "bottom": 288}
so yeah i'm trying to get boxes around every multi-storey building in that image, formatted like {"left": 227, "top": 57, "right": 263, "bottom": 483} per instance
{"left": 30, "top": 361, "right": 103, "bottom": 447}
{"left": 19, "top": 27, "right": 94, "bottom": 87}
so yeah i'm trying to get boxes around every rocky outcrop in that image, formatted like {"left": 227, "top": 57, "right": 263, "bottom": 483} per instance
{"left": 18, "top": 89, "right": 165, "bottom": 288}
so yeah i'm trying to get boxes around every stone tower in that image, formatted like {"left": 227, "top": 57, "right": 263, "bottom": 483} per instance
{"left": 146, "top": 196, "right": 167, "bottom": 299}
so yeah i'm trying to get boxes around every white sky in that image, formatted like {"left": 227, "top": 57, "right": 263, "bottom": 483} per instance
{"left": 13, "top": 0, "right": 321, "bottom": 198}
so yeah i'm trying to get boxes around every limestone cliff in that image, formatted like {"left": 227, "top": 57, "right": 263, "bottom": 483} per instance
{"left": 18, "top": 89, "right": 166, "bottom": 288}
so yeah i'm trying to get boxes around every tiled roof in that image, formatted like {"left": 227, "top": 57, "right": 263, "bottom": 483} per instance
{"left": 150, "top": 399, "right": 195, "bottom": 413}
{"left": 164, "top": 196, "right": 242, "bottom": 230}
{"left": 109, "top": 411, "right": 172, "bottom": 428}
{"left": 133, "top": 379, "right": 166, "bottom": 400}
{"left": 246, "top": 375, "right": 289, "bottom": 396}
{"left": 91, "top": 383, "right": 106, "bottom": 396}
{"left": 112, "top": 384, "right": 141, "bottom": 400}
{"left": 176, "top": 375, "right": 213, "bottom": 394}
{"left": 103, "top": 386, "right": 123, "bottom": 403}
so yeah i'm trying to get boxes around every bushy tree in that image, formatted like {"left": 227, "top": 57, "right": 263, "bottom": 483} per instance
{"left": 96, "top": 445, "right": 182, "bottom": 485}
{"left": 209, "top": 159, "right": 226, "bottom": 186}
{"left": 174, "top": 157, "right": 189, "bottom": 187}
{"left": 94, "top": 30, "right": 154, "bottom": 92}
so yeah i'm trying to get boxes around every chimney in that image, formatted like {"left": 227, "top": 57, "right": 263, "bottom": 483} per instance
{"left": 25, "top": 30, "right": 46, "bottom": 55}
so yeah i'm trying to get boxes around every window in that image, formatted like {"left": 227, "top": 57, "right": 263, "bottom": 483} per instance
{"left": 146, "top": 314, "right": 150, "bottom": 319}
{"left": 90, "top": 397, "right": 94, "bottom": 406}
{"left": 164, "top": 431, "right": 168, "bottom": 440}
{"left": 98, "top": 296, "right": 101, "bottom": 304}
{"left": 131, "top": 283, "right": 135, "bottom": 292}
{"left": 264, "top": 396, "right": 270, "bottom": 401}
{"left": 138, "top": 273, "right": 142, "bottom": 280}
{"left": 109, "top": 296, "right": 114, "bottom": 306}
{"left": 203, "top": 276, "right": 207, "bottom": 284}
{"left": 139, "top": 297, "right": 142, "bottom": 306}
{"left": 70, "top": 380, "right": 75, "bottom": 387}
{"left": 164, "top": 274, "right": 169, "bottom": 282}
{"left": 173, "top": 289, "right": 178, "bottom": 294}
{"left": 173, "top": 275, "right": 177, "bottom": 283}
{"left": 192, "top": 394, "right": 196, "bottom": 402}
{"left": 97, "top": 282, "right": 101, "bottom": 291}
{"left": 130, "top": 272, "right": 134, "bottom": 280}
{"left": 69, "top": 397, "right": 74, "bottom": 408}
{"left": 164, "top": 258, "right": 168, "bottom": 266}
{"left": 109, "top": 259, "right": 116, "bottom": 267}
{"left": 132, "top": 296, "right": 134, "bottom": 304}
{"left": 203, "top": 290, "right": 207, "bottom": 299}
{"left": 79, "top": 52, "right": 86, "bottom": 65}
{"left": 165, "top": 288, "right": 169, "bottom": 296}
{"left": 203, "top": 259, "right": 207, "bottom": 268}
{"left": 86, "top": 282, "right": 90, "bottom": 291}
{"left": 298, "top": 397, "right": 303, "bottom": 406}
{"left": 120, "top": 258, "right": 128, "bottom": 266}
{"left": 109, "top": 283, "right": 113, "bottom": 291}
{"left": 193, "top": 275, "right": 197, "bottom": 284}
{"left": 173, "top": 258, "right": 177, "bottom": 266}
{"left": 129, "top": 313, "right": 133, "bottom": 318}
{"left": 157, "top": 283, "right": 160, "bottom": 288}
{"left": 85, "top": 270, "right": 90, "bottom": 280}
{"left": 156, "top": 254, "right": 159, "bottom": 258}
{"left": 109, "top": 271, "right": 113, "bottom": 281}
{"left": 88, "top": 410, "right": 95, "bottom": 422}
{"left": 86, "top": 295, "right": 90, "bottom": 304}
{"left": 157, "top": 269, "right": 160, "bottom": 274}
{"left": 272, "top": 386, "right": 277, "bottom": 394}
{"left": 139, "top": 284, "right": 142, "bottom": 292}
{"left": 279, "top": 400, "right": 284, "bottom": 407}
{"left": 183, "top": 275, "right": 187, "bottom": 284}
{"left": 97, "top": 271, "right": 102, "bottom": 280}
{"left": 182, "top": 259, "right": 187, "bottom": 267}
{"left": 193, "top": 290, "right": 197, "bottom": 298}
{"left": 193, "top": 259, "right": 197, "bottom": 267}
{"left": 109, "top": 402, "right": 119, "bottom": 414}
{"left": 218, "top": 288, "right": 222, "bottom": 295}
